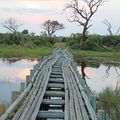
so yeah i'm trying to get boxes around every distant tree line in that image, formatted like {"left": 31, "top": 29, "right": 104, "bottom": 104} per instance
{"left": 0, "top": 18, "right": 64, "bottom": 47}
{"left": 65, "top": 33, "right": 120, "bottom": 51}
{"left": 0, "top": 0, "right": 120, "bottom": 51}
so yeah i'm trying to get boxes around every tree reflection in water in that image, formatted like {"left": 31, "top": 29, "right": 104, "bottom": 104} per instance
{"left": 80, "top": 58, "right": 90, "bottom": 85}
{"left": 2, "top": 58, "right": 21, "bottom": 65}
{"left": 103, "top": 65, "right": 120, "bottom": 81}
{"left": 78, "top": 57, "right": 120, "bottom": 88}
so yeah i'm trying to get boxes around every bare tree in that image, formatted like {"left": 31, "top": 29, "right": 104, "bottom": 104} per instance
{"left": 66, "top": 0, "right": 104, "bottom": 49}
{"left": 103, "top": 19, "right": 120, "bottom": 36}
{"left": 99, "top": 19, "right": 120, "bottom": 51}
{"left": 1, "top": 17, "right": 22, "bottom": 34}
{"left": 41, "top": 20, "right": 64, "bottom": 36}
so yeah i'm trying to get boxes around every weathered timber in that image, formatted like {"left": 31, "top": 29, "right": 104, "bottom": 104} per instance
{"left": 0, "top": 49, "right": 101, "bottom": 120}
{"left": 37, "top": 111, "right": 64, "bottom": 119}
{"left": 49, "top": 78, "right": 64, "bottom": 83}
{"left": 50, "top": 74, "right": 63, "bottom": 78}
{"left": 42, "top": 99, "right": 65, "bottom": 105}
{"left": 45, "top": 91, "right": 65, "bottom": 97}
{"left": 48, "top": 83, "right": 64, "bottom": 88}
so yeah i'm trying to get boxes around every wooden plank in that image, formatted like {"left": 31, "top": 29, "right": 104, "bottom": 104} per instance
{"left": 37, "top": 111, "right": 64, "bottom": 119}
{"left": 42, "top": 99, "right": 65, "bottom": 105}
{"left": 63, "top": 67, "right": 76, "bottom": 120}
{"left": 45, "top": 91, "right": 65, "bottom": 97}
{"left": 15, "top": 68, "right": 47, "bottom": 120}
{"left": 52, "top": 66, "right": 62, "bottom": 68}
{"left": 13, "top": 66, "right": 48, "bottom": 119}
{"left": 12, "top": 88, "right": 35, "bottom": 120}
{"left": 52, "top": 70, "right": 62, "bottom": 72}
{"left": 48, "top": 83, "right": 64, "bottom": 88}
{"left": 51, "top": 72, "right": 62, "bottom": 75}
{"left": 69, "top": 61, "right": 97, "bottom": 120}
{"left": 0, "top": 83, "right": 32, "bottom": 120}
{"left": 62, "top": 64, "right": 70, "bottom": 120}
{"left": 13, "top": 51, "right": 60, "bottom": 120}
{"left": 68, "top": 66, "right": 89, "bottom": 120}
{"left": 48, "top": 105, "right": 64, "bottom": 110}
{"left": 50, "top": 74, "right": 63, "bottom": 78}
{"left": 25, "top": 68, "right": 51, "bottom": 120}
{"left": 49, "top": 78, "right": 64, "bottom": 83}
{"left": 63, "top": 54, "right": 89, "bottom": 120}
{"left": 29, "top": 56, "right": 61, "bottom": 120}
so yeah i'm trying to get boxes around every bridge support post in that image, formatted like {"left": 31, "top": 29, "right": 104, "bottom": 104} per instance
{"left": 97, "top": 110, "right": 105, "bottom": 120}
{"left": 20, "top": 82, "right": 25, "bottom": 92}
{"left": 26, "top": 75, "right": 30, "bottom": 88}
{"left": 90, "top": 95, "right": 96, "bottom": 111}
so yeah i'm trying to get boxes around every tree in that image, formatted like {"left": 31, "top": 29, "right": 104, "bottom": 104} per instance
{"left": 41, "top": 20, "right": 64, "bottom": 36}
{"left": 30, "top": 32, "right": 35, "bottom": 36}
{"left": 103, "top": 19, "right": 120, "bottom": 36}
{"left": 1, "top": 17, "right": 22, "bottom": 34}
{"left": 99, "top": 19, "right": 120, "bottom": 51}
{"left": 22, "top": 29, "right": 28, "bottom": 35}
{"left": 66, "top": 0, "right": 104, "bottom": 49}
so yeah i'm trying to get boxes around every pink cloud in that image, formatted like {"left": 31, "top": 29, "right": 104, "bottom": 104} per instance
{"left": 17, "top": 68, "right": 30, "bottom": 80}
{"left": 1, "top": 12, "right": 58, "bottom": 24}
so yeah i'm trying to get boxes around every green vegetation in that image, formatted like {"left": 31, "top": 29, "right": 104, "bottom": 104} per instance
{"left": 98, "top": 87, "right": 120, "bottom": 120}
{"left": 66, "top": 34, "right": 120, "bottom": 51}
{"left": 0, "top": 45, "right": 52, "bottom": 58}
{"left": 54, "top": 42, "right": 66, "bottom": 49}
{"left": 0, "top": 33, "right": 55, "bottom": 47}
{"left": 0, "top": 32, "right": 120, "bottom": 60}
{"left": 70, "top": 49, "right": 120, "bottom": 59}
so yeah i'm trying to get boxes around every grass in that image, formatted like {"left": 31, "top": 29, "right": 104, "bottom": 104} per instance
{"left": 0, "top": 44, "right": 120, "bottom": 61}
{"left": 54, "top": 42, "right": 66, "bottom": 49}
{"left": 70, "top": 49, "right": 120, "bottom": 61}
{"left": 0, "top": 45, "right": 53, "bottom": 58}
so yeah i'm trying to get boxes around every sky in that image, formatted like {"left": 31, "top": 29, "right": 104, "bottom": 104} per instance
{"left": 0, "top": 0, "right": 120, "bottom": 36}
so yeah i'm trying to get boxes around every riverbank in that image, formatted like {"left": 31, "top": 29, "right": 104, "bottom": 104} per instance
{"left": 70, "top": 49, "right": 120, "bottom": 61}
{"left": 0, "top": 45, "right": 120, "bottom": 62}
{"left": 0, "top": 45, "right": 52, "bottom": 58}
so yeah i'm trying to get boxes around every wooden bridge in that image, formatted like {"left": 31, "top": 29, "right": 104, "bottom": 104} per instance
{"left": 0, "top": 49, "right": 104, "bottom": 120}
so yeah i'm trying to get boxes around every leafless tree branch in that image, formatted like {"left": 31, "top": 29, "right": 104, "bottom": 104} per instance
{"left": 115, "top": 27, "right": 120, "bottom": 35}
{"left": 103, "top": 19, "right": 120, "bottom": 35}
{"left": 1, "top": 17, "right": 23, "bottom": 34}
{"left": 103, "top": 19, "right": 113, "bottom": 36}
{"left": 41, "top": 20, "right": 64, "bottom": 36}
{"left": 66, "top": 0, "right": 104, "bottom": 48}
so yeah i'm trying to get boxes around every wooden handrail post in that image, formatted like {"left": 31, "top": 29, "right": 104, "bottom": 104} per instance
{"left": 97, "top": 110, "right": 105, "bottom": 120}
{"left": 26, "top": 75, "right": 30, "bottom": 88}
{"left": 90, "top": 95, "right": 96, "bottom": 112}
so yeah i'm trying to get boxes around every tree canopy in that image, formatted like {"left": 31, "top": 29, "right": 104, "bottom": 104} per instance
{"left": 41, "top": 20, "right": 64, "bottom": 36}
{"left": 66, "top": 0, "right": 104, "bottom": 49}
{"left": 1, "top": 17, "right": 22, "bottom": 34}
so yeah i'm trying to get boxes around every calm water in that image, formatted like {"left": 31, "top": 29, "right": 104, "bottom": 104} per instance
{"left": 0, "top": 58, "right": 37, "bottom": 104}
{"left": 77, "top": 63, "right": 120, "bottom": 93}
{"left": 0, "top": 58, "right": 120, "bottom": 104}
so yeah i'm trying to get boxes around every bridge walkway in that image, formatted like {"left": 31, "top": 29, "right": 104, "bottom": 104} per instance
{"left": 0, "top": 49, "right": 104, "bottom": 120}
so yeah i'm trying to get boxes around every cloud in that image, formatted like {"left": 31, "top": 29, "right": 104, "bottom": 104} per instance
{"left": 0, "top": 0, "right": 120, "bottom": 36}
{"left": 0, "top": 7, "right": 63, "bottom": 16}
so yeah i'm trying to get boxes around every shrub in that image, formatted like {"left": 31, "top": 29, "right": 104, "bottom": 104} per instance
{"left": 98, "top": 87, "right": 120, "bottom": 120}
{"left": 83, "top": 35, "right": 103, "bottom": 51}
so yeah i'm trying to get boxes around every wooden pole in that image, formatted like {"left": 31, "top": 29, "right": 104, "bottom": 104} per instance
{"left": 97, "top": 110, "right": 105, "bottom": 120}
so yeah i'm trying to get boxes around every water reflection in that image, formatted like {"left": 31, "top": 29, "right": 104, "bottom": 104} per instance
{"left": 0, "top": 57, "right": 120, "bottom": 103}
{"left": 2, "top": 58, "right": 21, "bottom": 65}
{"left": 77, "top": 59, "right": 120, "bottom": 93}
{"left": 0, "top": 58, "right": 38, "bottom": 104}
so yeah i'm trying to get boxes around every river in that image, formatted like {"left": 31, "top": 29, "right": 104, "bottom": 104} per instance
{"left": 0, "top": 58, "right": 119, "bottom": 104}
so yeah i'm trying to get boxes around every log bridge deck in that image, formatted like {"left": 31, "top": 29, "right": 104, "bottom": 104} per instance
{"left": 0, "top": 49, "right": 104, "bottom": 120}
